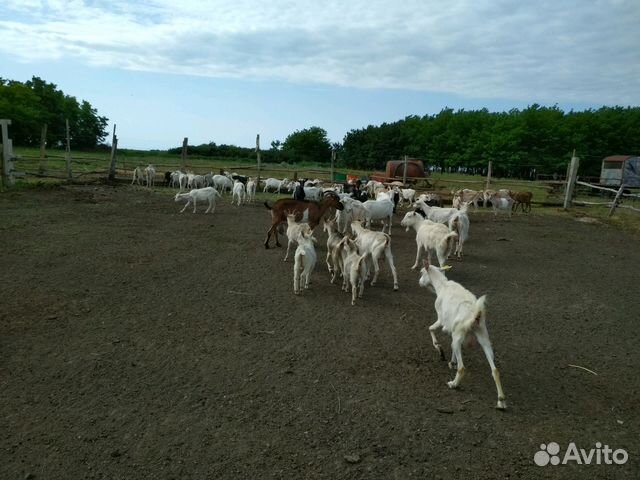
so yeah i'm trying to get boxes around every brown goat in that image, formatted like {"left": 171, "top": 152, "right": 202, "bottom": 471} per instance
{"left": 264, "top": 192, "right": 344, "bottom": 248}
{"left": 508, "top": 190, "right": 533, "bottom": 213}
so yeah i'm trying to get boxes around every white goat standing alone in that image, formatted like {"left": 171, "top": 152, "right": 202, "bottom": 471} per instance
{"left": 293, "top": 230, "right": 317, "bottom": 295}
{"left": 174, "top": 187, "right": 222, "bottom": 213}
{"left": 418, "top": 260, "right": 507, "bottom": 410}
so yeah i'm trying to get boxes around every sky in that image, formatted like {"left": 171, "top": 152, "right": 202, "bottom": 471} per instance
{"left": 1, "top": 0, "right": 639, "bottom": 150}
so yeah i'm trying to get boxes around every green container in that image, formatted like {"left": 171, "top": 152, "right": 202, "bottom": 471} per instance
{"left": 333, "top": 172, "right": 347, "bottom": 182}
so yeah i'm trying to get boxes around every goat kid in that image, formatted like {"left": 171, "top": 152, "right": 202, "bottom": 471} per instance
{"left": 323, "top": 219, "right": 344, "bottom": 282}
{"left": 284, "top": 213, "right": 316, "bottom": 262}
{"left": 337, "top": 236, "right": 369, "bottom": 305}
{"left": 351, "top": 220, "right": 399, "bottom": 291}
{"left": 293, "top": 230, "right": 317, "bottom": 294}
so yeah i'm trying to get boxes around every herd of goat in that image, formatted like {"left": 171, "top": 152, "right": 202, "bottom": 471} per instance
{"left": 130, "top": 164, "right": 535, "bottom": 410}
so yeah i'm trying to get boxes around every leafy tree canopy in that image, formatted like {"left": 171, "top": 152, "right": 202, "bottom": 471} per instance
{"left": 0, "top": 76, "right": 109, "bottom": 149}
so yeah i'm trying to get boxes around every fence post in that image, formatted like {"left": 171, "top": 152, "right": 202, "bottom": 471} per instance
{"left": 563, "top": 153, "right": 580, "bottom": 210}
{"left": 1, "top": 119, "right": 15, "bottom": 187}
{"left": 330, "top": 148, "right": 335, "bottom": 183}
{"left": 256, "top": 134, "right": 261, "bottom": 189}
{"left": 108, "top": 124, "right": 118, "bottom": 181}
{"left": 39, "top": 124, "right": 48, "bottom": 174}
{"left": 65, "top": 119, "right": 72, "bottom": 181}
{"left": 180, "top": 137, "right": 188, "bottom": 170}
{"left": 485, "top": 160, "right": 492, "bottom": 190}
{"left": 402, "top": 155, "right": 408, "bottom": 185}
{"left": 607, "top": 185, "right": 625, "bottom": 217}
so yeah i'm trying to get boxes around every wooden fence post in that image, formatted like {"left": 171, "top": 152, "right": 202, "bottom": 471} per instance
{"left": 485, "top": 160, "right": 492, "bottom": 190}
{"left": 608, "top": 185, "right": 625, "bottom": 217}
{"left": 1, "top": 119, "right": 15, "bottom": 187}
{"left": 181, "top": 137, "right": 188, "bottom": 170}
{"left": 39, "top": 124, "right": 48, "bottom": 174}
{"left": 563, "top": 153, "right": 580, "bottom": 210}
{"left": 65, "top": 119, "right": 72, "bottom": 181}
{"left": 330, "top": 148, "right": 335, "bottom": 183}
{"left": 256, "top": 134, "right": 261, "bottom": 189}
{"left": 108, "top": 124, "right": 118, "bottom": 181}
{"left": 402, "top": 155, "right": 408, "bottom": 185}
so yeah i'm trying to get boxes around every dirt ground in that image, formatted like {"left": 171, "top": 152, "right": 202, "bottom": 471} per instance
{"left": 1, "top": 184, "right": 638, "bottom": 480}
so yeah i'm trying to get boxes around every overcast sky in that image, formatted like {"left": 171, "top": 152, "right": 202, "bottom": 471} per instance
{"left": 1, "top": 0, "right": 638, "bottom": 150}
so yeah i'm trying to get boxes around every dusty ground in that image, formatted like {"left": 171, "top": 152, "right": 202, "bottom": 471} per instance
{"left": 1, "top": 184, "right": 638, "bottom": 480}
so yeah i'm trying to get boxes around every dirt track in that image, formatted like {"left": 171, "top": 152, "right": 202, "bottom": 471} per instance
{"left": 1, "top": 185, "right": 638, "bottom": 479}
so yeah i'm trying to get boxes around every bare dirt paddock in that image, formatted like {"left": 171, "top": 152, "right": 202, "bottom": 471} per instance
{"left": 1, "top": 185, "right": 638, "bottom": 480}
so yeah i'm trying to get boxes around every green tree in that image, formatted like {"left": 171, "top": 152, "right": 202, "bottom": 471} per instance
{"left": 282, "top": 127, "right": 332, "bottom": 164}
{"left": 0, "top": 76, "right": 108, "bottom": 148}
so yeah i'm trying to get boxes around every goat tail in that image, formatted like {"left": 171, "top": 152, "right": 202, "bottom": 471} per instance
{"left": 442, "top": 231, "right": 458, "bottom": 253}
{"left": 264, "top": 201, "right": 273, "bottom": 210}
{"left": 464, "top": 295, "right": 487, "bottom": 331}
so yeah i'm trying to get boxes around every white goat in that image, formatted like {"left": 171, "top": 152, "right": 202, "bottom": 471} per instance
{"left": 246, "top": 179, "right": 257, "bottom": 202}
{"left": 413, "top": 200, "right": 460, "bottom": 227}
{"left": 284, "top": 213, "right": 315, "bottom": 262}
{"left": 483, "top": 189, "right": 511, "bottom": 208}
{"left": 169, "top": 171, "right": 182, "bottom": 188}
{"left": 350, "top": 221, "right": 399, "bottom": 291}
{"left": 213, "top": 175, "right": 233, "bottom": 194}
{"left": 452, "top": 189, "right": 482, "bottom": 209}
{"left": 263, "top": 177, "right": 289, "bottom": 193}
{"left": 293, "top": 230, "right": 317, "bottom": 294}
{"left": 232, "top": 181, "right": 246, "bottom": 206}
{"left": 174, "top": 187, "right": 222, "bottom": 213}
{"left": 362, "top": 197, "right": 395, "bottom": 234}
{"left": 489, "top": 193, "right": 514, "bottom": 218}
{"left": 323, "top": 219, "right": 344, "bottom": 282}
{"left": 337, "top": 236, "right": 369, "bottom": 305}
{"left": 131, "top": 166, "right": 145, "bottom": 186}
{"left": 418, "top": 260, "right": 507, "bottom": 410}
{"left": 336, "top": 197, "right": 366, "bottom": 233}
{"left": 178, "top": 172, "right": 189, "bottom": 191}
{"left": 400, "top": 211, "right": 458, "bottom": 269}
{"left": 399, "top": 188, "right": 416, "bottom": 207}
{"left": 192, "top": 174, "right": 205, "bottom": 189}
{"left": 449, "top": 209, "right": 470, "bottom": 258}
{"left": 303, "top": 186, "right": 322, "bottom": 201}
{"left": 144, "top": 164, "right": 156, "bottom": 187}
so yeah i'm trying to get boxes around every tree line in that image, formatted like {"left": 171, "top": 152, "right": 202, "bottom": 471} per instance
{"left": 169, "top": 106, "right": 640, "bottom": 178}
{"left": 341, "top": 106, "right": 640, "bottom": 177}
{"left": 2, "top": 76, "right": 638, "bottom": 178}
{"left": 0, "top": 76, "right": 109, "bottom": 150}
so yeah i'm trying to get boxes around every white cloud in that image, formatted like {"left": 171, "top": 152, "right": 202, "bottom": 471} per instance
{"left": 1, "top": 0, "right": 638, "bottom": 105}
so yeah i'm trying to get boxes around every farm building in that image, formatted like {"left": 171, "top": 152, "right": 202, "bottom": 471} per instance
{"left": 599, "top": 155, "right": 640, "bottom": 187}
